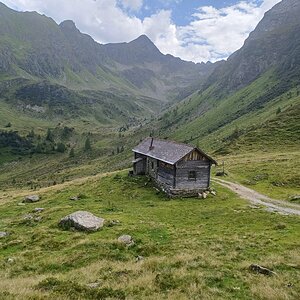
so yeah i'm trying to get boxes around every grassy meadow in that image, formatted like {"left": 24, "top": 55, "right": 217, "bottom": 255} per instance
{"left": 0, "top": 171, "right": 299, "bottom": 299}
{"left": 216, "top": 150, "right": 300, "bottom": 202}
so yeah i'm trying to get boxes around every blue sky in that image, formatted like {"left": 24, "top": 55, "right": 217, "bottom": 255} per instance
{"left": 2, "top": 0, "right": 281, "bottom": 62}
{"left": 135, "top": 1, "right": 246, "bottom": 25}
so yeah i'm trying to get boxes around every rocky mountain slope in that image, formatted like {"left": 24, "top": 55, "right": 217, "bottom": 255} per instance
{"left": 0, "top": 1, "right": 216, "bottom": 126}
{"left": 156, "top": 0, "right": 300, "bottom": 153}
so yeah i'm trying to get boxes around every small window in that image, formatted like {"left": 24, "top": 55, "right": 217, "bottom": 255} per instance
{"left": 188, "top": 171, "right": 197, "bottom": 181}
{"left": 151, "top": 162, "right": 155, "bottom": 170}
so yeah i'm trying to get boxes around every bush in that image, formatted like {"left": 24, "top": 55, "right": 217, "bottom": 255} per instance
{"left": 56, "top": 142, "right": 66, "bottom": 153}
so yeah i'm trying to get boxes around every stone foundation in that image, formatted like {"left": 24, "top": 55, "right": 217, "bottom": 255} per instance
{"left": 152, "top": 177, "right": 208, "bottom": 198}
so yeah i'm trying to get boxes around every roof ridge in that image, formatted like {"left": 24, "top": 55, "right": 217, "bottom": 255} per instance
{"left": 148, "top": 137, "right": 194, "bottom": 149}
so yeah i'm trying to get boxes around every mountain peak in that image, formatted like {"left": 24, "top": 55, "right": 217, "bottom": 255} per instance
{"left": 59, "top": 20, "right": 77, "bottom": 31}
{"left": 130, "top": 35, "right": 155, "bottom": 46}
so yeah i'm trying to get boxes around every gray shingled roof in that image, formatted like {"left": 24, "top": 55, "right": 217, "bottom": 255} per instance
{"left": 133, "top": 137, "right": 217, "bottom": 165}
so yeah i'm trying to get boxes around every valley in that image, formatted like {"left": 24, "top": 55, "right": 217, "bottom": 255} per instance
{"left": 0, "top": 0, "right": 299, "bottom": 299}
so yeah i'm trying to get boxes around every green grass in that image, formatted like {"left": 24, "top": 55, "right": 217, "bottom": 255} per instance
{"left": 216, "top": 150, "right": 300, "bottom": 202}
{"left": 0, "top": 171, "right": 299, "bottom": 299}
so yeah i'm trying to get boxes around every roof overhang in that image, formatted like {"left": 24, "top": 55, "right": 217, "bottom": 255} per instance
{"left": 132, "top": 149, "right": 176, "bottom": 165}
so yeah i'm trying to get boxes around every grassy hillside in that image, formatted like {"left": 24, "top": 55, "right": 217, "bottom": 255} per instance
{"left": 156, "top": 70, "right": 300, "bottom": 153}
{"left": 0, "top": 171, "right": 299, "bottom": 299}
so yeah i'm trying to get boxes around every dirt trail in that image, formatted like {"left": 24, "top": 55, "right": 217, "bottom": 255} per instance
{"left": 213, "top": 178, "right": 300, "bottom": 216}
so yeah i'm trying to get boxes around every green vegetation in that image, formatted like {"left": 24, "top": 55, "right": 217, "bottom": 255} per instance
{"left": 0, "top": 172, "right": 299, "bottom": 299}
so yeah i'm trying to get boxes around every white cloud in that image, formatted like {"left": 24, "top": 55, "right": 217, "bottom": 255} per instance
{"left": 1, "top": 0, "right": 281, "bottom": 63}
{"left": 119, "top": 0, "right": 143, "bottom": 11}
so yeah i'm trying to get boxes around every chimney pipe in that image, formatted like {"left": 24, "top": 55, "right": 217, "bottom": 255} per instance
{"left": 149, "top": 137, "right": 154, "bottom": 150}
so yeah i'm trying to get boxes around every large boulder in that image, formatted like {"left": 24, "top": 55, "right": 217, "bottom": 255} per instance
{"left": 59, "top": 211, "right": 105, "bottom": 232}
{"left": 23, "top": 195, "right": 40, "bottom": 203}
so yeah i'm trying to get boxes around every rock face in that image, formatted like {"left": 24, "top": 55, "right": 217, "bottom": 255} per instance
{"left": 23, "top": 195, "right": 40, "bottom": 203}
{"left": 59, "top": 211, "right": 105, "bottom": 232}
{"left": 0, "top": 232, "right": 9, "bottom": 238}
{"left": 118, "top": 235, "right": 135, "bottom": 247}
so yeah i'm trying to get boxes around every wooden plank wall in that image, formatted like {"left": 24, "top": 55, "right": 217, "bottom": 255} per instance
{"left": 157, "top": 162, "right": 175, "bottom": 187}
{"left": 147, "top": 157, "right": 158, "bottom": 179}
{"left": 134, "top": 153, "right": 147, "bottom": 175}
{"left": 175, "top": 160, "right": 210, "bottom": 189}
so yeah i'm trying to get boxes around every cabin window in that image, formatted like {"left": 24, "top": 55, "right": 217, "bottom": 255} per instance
{"left": 188, "top": 171, "right": 197, "bottom": 181}
{"left": 151, "top": 162, "right": 155, "bottom": 170}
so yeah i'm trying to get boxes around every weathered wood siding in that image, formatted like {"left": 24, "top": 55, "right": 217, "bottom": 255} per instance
{"left": 157, "top": 161, "right": 175, "bottom": 187}
{"left": 133, "top": 153, "right": 147, "bottom": 175}
{"left": 181, "top": 149, "right": 207, "bottom": 161}
{"left": 175, "top": 160, "right": 211, "bottom": 190}
{"left": 147, "top": 157, "right": 158, "bottom": 179}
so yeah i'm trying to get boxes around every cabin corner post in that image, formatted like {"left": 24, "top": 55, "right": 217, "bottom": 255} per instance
{"left": 208, "top": 162, "right": 212, "bottom": 188}
{"left": 173, "top": 165, "right": 177, "bottom": 188}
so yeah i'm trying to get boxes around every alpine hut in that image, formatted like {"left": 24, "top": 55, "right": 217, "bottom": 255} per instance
{"left": 132, "top": 137, "right": 217, "bottom": 197}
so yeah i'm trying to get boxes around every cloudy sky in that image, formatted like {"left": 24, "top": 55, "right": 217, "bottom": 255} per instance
{"left": 2, "top": 0, "right": 281, "bottom": 63}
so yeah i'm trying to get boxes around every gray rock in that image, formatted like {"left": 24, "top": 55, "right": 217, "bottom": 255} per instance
{"left": 210, "top": 191, "right": 217, "bottom": 196}
{"left": 33, "top": 208, "right": 44, "bottom": 213}
{"left": 70, "top": 196, "right": 80, "bottom": 201}
{"left": 136, "top": 255, "right": 144, "bottom": 262}
{"left": 86, "top": 282, "right": 100, "bottom": 289}
{"left": 24, "top": 214, "right": 34, "bottom": 220}
{"left": 23, "top": 195, "right": 40, "bottom": 203}
{"left": 118, "top": 235, "right": 135, "bottom": 247}
{"left": 249, "top": 264, "right": 276, "bottom": 276}
{"left": 106, "top": 219, "right": 121, "bottom": 227}
{"left": 0, "top": 232, "right": 9, "bottom": 238}
{"left": 7, "top": 258, "right": 14, "bottom": 263}
{"left": 59, "top": 211, "right": 105, "bottom": 232}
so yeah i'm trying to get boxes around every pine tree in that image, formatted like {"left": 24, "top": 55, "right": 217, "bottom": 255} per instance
{"left": 276, "top": 107, "right": 282, "bottom": 115}
{"left": 69, "top": 148, "right": 75, "bottom": 158}
{"left": 84, "top": 138, "right": 91, "bottom": 151}
{"left": 46, "top": 128, "right": 54, "bottom": 142}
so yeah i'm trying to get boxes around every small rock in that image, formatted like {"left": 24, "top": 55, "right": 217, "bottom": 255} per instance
{"left": 210, "top": 191, "right": 217, "bottom": 196}
{"left": 0, "top": 232, "right": 9, "bottom": 238}
{"left": 70, "top": 196, "right": 80, "bottom": 201}
{"left": 289, "top": 195, "right": 300, "bottom": 201}
{"left": 59, "top": 211, "right": 105, "bottom": 232}
{"left": 136, "top": 255, "right": 144, "bottom": 262}
{"left": 7, "top": 258, "right": 14, "bottom": 263}
{"left": 17, "top": 203, "right": 26, "bottom": 206}
{"left": 249, "top": 264, "right": 276, "bottom": 276}
{"left": 118, "top": 235, "right": 135, "bottom": 247}
{"left": 24, "top": 214, "right": 34, "bottom": 220}
{"left": 86, "top": 282, "right": 100, "bottom": 289}
{"left": 33, "top": 208, "right": 44, "bottom": 213}
{"left": 23, "top": 195, "right": 40, "bottom": 203}
{"left": 106, "top": 220, "right": 121, "bottom": 227}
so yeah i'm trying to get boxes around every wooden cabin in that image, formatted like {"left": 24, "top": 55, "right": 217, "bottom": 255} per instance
{"left": 132, "top": 138, "right": 217, "bottom": 197}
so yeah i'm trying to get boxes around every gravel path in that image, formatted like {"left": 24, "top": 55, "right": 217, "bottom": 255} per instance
{"left": 213, "top": 178, "right": 300, "bottom": 216}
